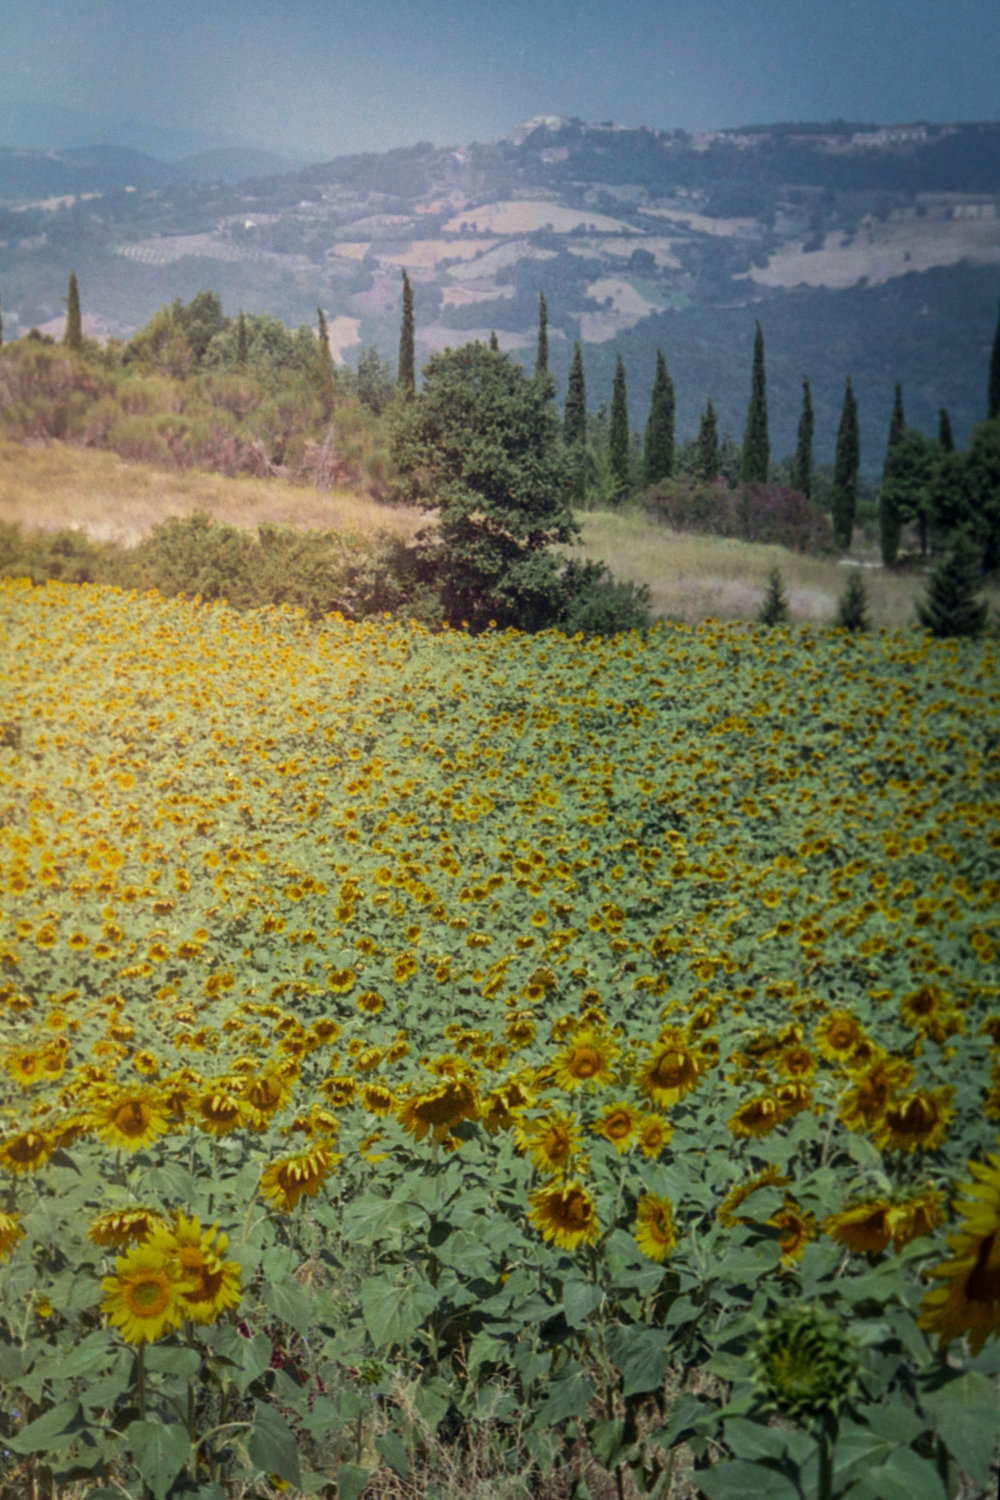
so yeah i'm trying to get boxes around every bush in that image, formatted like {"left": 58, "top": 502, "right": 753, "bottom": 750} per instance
{"left": 557, "top": 558, "right": 652, "bottom": 636}
{"left": 757, "top": 566, "right": 790, "bottom": 625}
{"left": 835, "top": 570, "right": 871, "bottom": 631}
{"left": 645, "top": 476, "right": 835, "bottom": 555}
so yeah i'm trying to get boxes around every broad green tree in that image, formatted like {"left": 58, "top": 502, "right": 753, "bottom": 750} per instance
{"left": 792, "top": 377, "right": 814, "bottom": 498}
{"left": 64, "top": 271, "right": 83, "bottom": 352}
{"left": 398, "top": 270, "right": 415, "bottom": 397}
{"left": 171, "top": 290, "right": 227, "bottom": 363}
{"left": 696, "top": 399, "right": 720, "bottom": 480}
{"left": 880, "top": 430, "right": 935, "bottom": 566}
{"left": 741, "top": 321, "right": 769, "bottom": 483}
{"left": 831, "top": 376, "right": 860, "bottom": 550}
{"left": 643, "top": 349, "right": 675, "bottom": 487}
{"left": 391, "top": 341, "right": 577, "bottom": 629}
{"left": 608, "top": 355, "right": 630, "bottom": 501}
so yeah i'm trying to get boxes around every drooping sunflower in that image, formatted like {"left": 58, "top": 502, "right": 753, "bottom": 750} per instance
{"left": 839, "top": 1052, "right": 914, "bottom": 1132}
{"left": 193, "top": 1087, "right": 246, "bottom": 1137}
{"left": 89, "top": 1206, "right": 171, "bottom": 1249}
{"left": 919, "top": 1151, "right": 1000, "bottom": 1354}
{"left": 871, "top": 1086, "right": 954, "bottom": 1154}
{"left": 396, "top": 1078, "right": 479, "bottom": 1143}
{"left": 636, "top": 1030, "right": 700, "bottom": 1107}
{"left": 551, "top": 1028, "right": 620, "bottom": 1091}
{"left": 728, "top": 1095, "right": 783, "bottom": 1140}
{"left": 592, "top": 1102, "right": 639, "bottom": 1154}
{"left": 717, "top": 1166, "right": 791, "bottom": 1228}
{"left": 529, "top": 1181, "right": 600, "bottom": 1251}
{"left": 361, "top": 1082, "right": 396, "bottom": 1117}
{"left": 91, "top": 1090, "right": 171, "bottom": 1152}
{"left": 771, "top": 1200, "right": 818, "bottom": 1264}
{"left": 259, "top": 1143, "right": 340, "bottom": 1212}
{"left": 824, "top": 1199, "right": 893, "bottom": 1255}
{"left": 885, "top": 1187, "right": 947, "bottom": 1250}
{"left": 516, "top": 1109, "right": 583, "bottom": 1176}
{"left": 0, "top": 1212, "right": 25, "bottom": 1261}
{"left": 243, "top": 1070, "right": 292, "bottom": 1128}
{"left": 101, "top": 1242, "right": 185, "bottom": 1344}
{"left": 899, "top": 984, "right": 963, "bottom": 1044}
{"left": 634, "top": 1192, "right": 677, "bottom": 1263}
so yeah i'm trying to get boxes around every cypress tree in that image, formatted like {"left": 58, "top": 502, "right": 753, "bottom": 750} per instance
{"left": 316, "top": 306, "right": 336, "bottom": 422}
{"left": 916, "top": 530, "right": 988, "bottom": 638}
{"left": 534, "top": 292, "right": 549, "bottom": 379}
{"left": 938, "top": 407, "right": 955, "bottom": 453}
{"left": 757, "top": 566, "right": 790, "bottom": 626}
{"left": 989, "top": 297, "right": 1000, "bottom": 420}
{"left": 398, "top": 270, "right": 415, "bottom": 397}
{"left": 879, "top": 382, "right": 906, "bottom": 564}
{"left": 489, "top": 330, "right": 499, "bottom": 351}
{"left": 643, "top": 349, "right": 675, "bottom": 487}
{"left": 832, "top": 376, "right": 860, "bottom": 550}
{"left": 64, "top": 270, "right": 82, "bottom": 352}
{"left": 696, "top": 399, "right": 720, "bottom": 480}
{"left": 563, "top": 343, "right": 587, "bottom": 448}
{"left": 609, "top": 354, "right": 630, "bottom": 500}
{"left": 235, "top": 310, "right": 248, "bottom": 367}
{"left": 741, "top": 321, "right": 769, "bottom": 483}
{"left": 835, "top": 570, "right": 871, "bottom": 632}
{"left": 792, "top": 377, "right": 814, "bottom": 498}
{"left": 0, "top": 294, "right": 3, "bottom": 348}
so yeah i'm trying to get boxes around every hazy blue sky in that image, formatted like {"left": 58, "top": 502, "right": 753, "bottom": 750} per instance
{"left": 2, "top": 0, "right": 998, "bottom": 160}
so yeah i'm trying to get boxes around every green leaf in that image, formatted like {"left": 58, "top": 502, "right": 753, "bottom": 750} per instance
{"left": 8, "top": 1399, "right": 83, "bottom": 1454}
{"left": 143, "top": 1345, "right": 202, "bottom": 1378}
{"left": 588, "top": 1417, "right": 626, "bottom": 1469}
{"left": 375, "top": 1430, "right": 411, "bottom": 1477}
{"left": 562, "top": 1278, "right": 603, "bottom": 1328}
{"left": 248, "top": 1400, "right": 303, "bottom": 1489}
{"left": 412, "top": 1375, "right": 455, "bottom": 1430}
{"left": 840, "top": 1444, "right": 949, "bottom": 1500}
{"left": 361, "top": 1274, "right": 439, "bottom": 1350}
{"left": 336, "top": 1462, "right": 371, "bottom": 1500}
{"left": 533, "top": 1368, "right": 595, "bottom": 1427}
{"left": 127, "top": 1419, "right": 192, "bottom": 1500}
{"left": 263, "top": 1276, "right": 315, "bottom": 1337}
{"left": 696, "top": 1459, "right": 802, "bottom": 1499}
{"left": 723, "top": 1417, "right": 813, "bottom": 1466}
{"left": 606, "top": 1326, "right": 670, "bottom": 1397}
{"left": 922, "top": 1372, "right": 1000, "bottom": 1487}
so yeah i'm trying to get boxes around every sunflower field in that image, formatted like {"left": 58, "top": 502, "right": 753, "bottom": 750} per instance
{"left": 1, "top": 576, "right": 999, "bottom": 1500}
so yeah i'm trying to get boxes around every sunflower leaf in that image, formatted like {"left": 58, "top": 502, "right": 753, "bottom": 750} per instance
{"left": 127, "top": 1419, "right": 193, "bottom": 1500}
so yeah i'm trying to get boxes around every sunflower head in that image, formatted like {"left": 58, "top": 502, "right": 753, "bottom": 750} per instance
{"left": 101, "top": 1242, "right": 185, "bottom": 1344}
{"left": 750, "top": 1303, "right": 859, "bottom": 1419}
{"left": 529, "top": 1181, "right": 600, "bottom": 1251}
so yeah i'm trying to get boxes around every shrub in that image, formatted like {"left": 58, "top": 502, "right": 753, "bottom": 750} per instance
{"left": 558, "top": 558, "right": 652, "bottom": 636}
{"left": 835, "top": 569, "right": 871, "bottom": 632}
{"left": 757, "top": 565, "right": 790, "bottom": 625}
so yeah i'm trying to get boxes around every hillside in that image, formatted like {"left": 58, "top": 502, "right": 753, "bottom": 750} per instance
{"left": 2, "top": 116, "right": 999, "bottom": 469}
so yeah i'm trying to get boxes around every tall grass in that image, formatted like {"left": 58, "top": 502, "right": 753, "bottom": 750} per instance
{"left": 574, "top": 506, "right": 1000, "bottom": 630}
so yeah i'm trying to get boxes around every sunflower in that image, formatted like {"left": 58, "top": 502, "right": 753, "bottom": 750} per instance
{"left": 0, "top": 1129, "right": 54, "bottom": 1175}
{"left": 899, "top": 984, "right": 963, "bottom": 1044}
{"left": 529, "top": 1181, "right": 600, "bottom": 1251}
{"left": 244, "top": 1070, "right": 292, "bottom": 1127}
{"left": 480, "top": 1077, "right": 535, "bottom": 1133}
{"left": 91, "top": 1090, "right": 171, "bottom": 1152}
{"left": 552, "top": 1028, "right": 619, "bottom": 1091}
{"left": 871, "top": 1087, "right": 954, "bottom": 1153}
{"left": 919, "top": 1151, "right": 1000, "bottom": 1354}
{"left": 153, "top": 1212, "right": 242, "bottom": 1325}
{"left": 516, "top": 1110, "right": 583, "bottom": 1176}
{"left": 634, "top": 1192, "right": 677, "bottom": 1263}
{"left": 636, "top": 1032, "right": 700, "bottom": 1107}
{"left": 89, "top": 1206, "right": 171, "bottom": 1249}
{"left": 728, "top": 1095, "right": 783, "bottom": 1140}
{"left": 814, "top": 1010, "right": 868, "bottom": 1066}
{"left": 772, "top": 1200, "right": 818, "bottom": 1264}
{"left": 885, "top": 1187, "right": 947, "bottom": 1249}
{"left": 0, "top": 1212, "right": 24, "bottom": 1261}
{"left": 397, "top": 1079, "right": 479, "bottom": 1143}
{"left": 6, "top": 1050, "right": 43, "bottom": 1088}
{"left": 193, "top": 1087, "right": 246, "bottom": 1136}
{"left": 101, "top": 1242, "right": 185, "bottom": 1344}
{"left": 259, "top": 1143, "right": 340, "bottom": 1211}
{"left": 637, "top": 1112, "right": 673, "bottom": 1160}
{"left": 592, "top": 1102, "right": 638, "bottom": 1154}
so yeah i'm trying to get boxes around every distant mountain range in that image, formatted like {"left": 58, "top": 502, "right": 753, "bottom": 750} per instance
{"left": 2, "top": 113, "right": 999, "bottom": 473}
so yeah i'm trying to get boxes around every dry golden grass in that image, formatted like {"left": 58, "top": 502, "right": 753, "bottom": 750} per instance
{"left": 0, "top": 441, "right": 428, "bottom": 547}
{"left": 574, "top": 507, "right": 1000, "bottom": 630}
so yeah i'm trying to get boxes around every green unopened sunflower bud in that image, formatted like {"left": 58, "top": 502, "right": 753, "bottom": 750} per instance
{"left": 749, "top": 1303, "right": 859, "bottom": 1419}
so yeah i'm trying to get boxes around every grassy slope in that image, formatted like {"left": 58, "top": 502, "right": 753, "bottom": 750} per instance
{"left": 2, "top": 439, "right": 997, "bottom": 630}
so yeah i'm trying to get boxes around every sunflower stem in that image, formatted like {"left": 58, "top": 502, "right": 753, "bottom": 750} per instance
{"left": 816, "top": 1414, "right": 835, "bottom": 1500}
